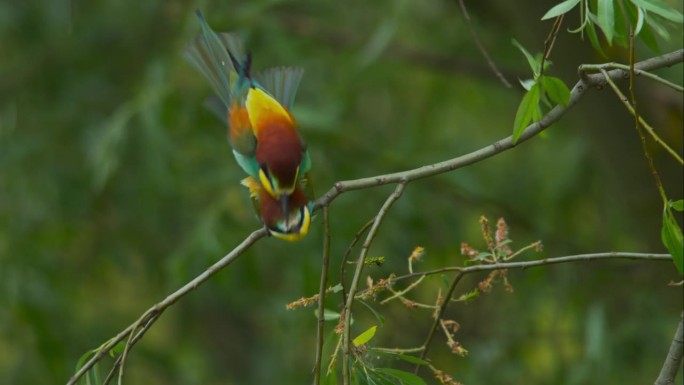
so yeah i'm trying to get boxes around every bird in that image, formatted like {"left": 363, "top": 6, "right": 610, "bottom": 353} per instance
{"left": 241, "top": 176, "right": 313, "bottom": 241}
{"left": 184, "top": 10, "right": 314, "bottom": 240}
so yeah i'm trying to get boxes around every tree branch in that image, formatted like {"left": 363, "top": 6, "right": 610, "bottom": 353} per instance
{"left": 315, "top": 49, "right": 684, "bottom": 210}
{"left": 395, "top": 252, "right": 672, "bottom": 282}
{"left": 406, "top": 252, "right": 672, "bottom": 374}
{"left": 67, "top": 228, "right": 267, "bottom": 385}
{"left": 342, "top": 182, "right": 406, "bottom": 384}
{"left": 655, "top": 311, "right": 684, "bottom": 385}
{"left": 313, "top": 207, "right": 331, "bottom": 385}
{"left": 67, "top": 48, "right": 683, "bottom": 385}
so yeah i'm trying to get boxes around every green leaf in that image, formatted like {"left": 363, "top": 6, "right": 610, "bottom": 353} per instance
{"left": 542, "top": 76, "right": 571, "bottom": 106}
{"left": 644, "top": 12, "right": 671, "bottom": 39}
{"left": 670, "top": 200, "right": 684, "bottom": 212}
{"left": 75, "top": 349, "right": 95, "bottom": 371}
{"left": 394, "top": 354, "right": 430, "bottom": 366}
{"left": 512, "top": 39, "right": 539, "bottom": 76}
{"left": 635, "top": 5, "right": 645, "bottom": 34}
{"left": 109, "top": 340, "right": 126, "bottom": 357}
{"left": 542, "top": 0, "right": 581, "bottom": 20}
{"left": 370, "top": 349, "right": 430, "bottom": 366}
{"left": 585, "top": 13, "right": 607, "bottom": 56}
{"left": 512, "top": 82, "right": 541, "bottom": 143}
{"left": 597, "top": 0, "right": 616, "bottom": 45}
{"left": 315, "top": 308, "right": 342, "bottom": 321}
{"left": 353, "top": 325, "right": 378, "bottom": 346}
{"left": 375, "top": 368, "right": 427, "bottom": 385}
{"left": 637, "top": 16, "right": 661, "bottom": 51}
{"left": 662, "top": 205, "right": 684, "bottom": 275}
{"left": 624, "top": 1, "right": 659, "bottom": 50}
{"left": 630, "top": 0, "right": 684, "bottom": 23}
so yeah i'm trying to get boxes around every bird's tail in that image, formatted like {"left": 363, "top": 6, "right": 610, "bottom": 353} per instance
{"left": 183, "top": 10, "right": 247, "bottom": 107}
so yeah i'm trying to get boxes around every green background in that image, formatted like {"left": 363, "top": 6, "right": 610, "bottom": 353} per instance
{"left": 0, "top": 1, "right": 682, "bottom": 384}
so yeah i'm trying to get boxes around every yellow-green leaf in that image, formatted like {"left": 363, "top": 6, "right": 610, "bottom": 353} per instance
{"left": 542, "top": 76, "right": 571, "bottom": 106}
{"left": 353, "top": 325, "right": 377, "bottom": 346}
{"left": 512, "top": 39, "right": 540, "bottom": 76}
{"left": 512, "top": 83, "right": 541, "bottom": 143}
{"left": 662, "top": 205, "right": 683, "bottom": 275}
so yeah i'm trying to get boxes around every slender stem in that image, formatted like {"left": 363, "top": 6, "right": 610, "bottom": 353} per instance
{"left": 394, "top": 252, "right": 672, "bottom": 283}
{"left": 457, "top": 0, "right": 512, "bottom": 88}
{"left": 539, "top": 14, "right": 564, "bottom": 79}
{"left": 581, "top": 63, "right": 683, "bottom": 92}
{"left": 654, "top": 311, "right": 684, "bottom": 385}
{"left": 313, "top": 207, "right": 331, "bottom": 385}
{"left": 415, "top": 272, "right": 465, "bottom": 374}
{"left": 67, "top": 229, "right": 267, "bottom": 385}
{"left": 342, "top": 183, "right": 406, "bottom": 384}
{"left": 599, "top": 68, "right": 683, "bottom": 165}
{"left": 339, "top": 218, "right": 375, "bottom": 306}
{"left": 504, "top": 241, "right": 542, "bottom": 261}
{"left": 380, "top": 276, "right": 426, "bottom": 305}
{"left": 103, "top": 311, "right": 161, "bottom": 385}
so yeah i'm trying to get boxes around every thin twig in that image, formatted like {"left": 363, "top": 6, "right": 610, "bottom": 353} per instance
{"left": 342, "top": 182, "right": 406, "bottom": 384}
{"left": 539, "top": 14, "right": 564, "bottom": 79}
{"left": 340, "top": 218, "right": 375, "bottom": 305}
{"left": 371, "top": 346, "right": 425, "bottom": 354}
{"left": 457, "top": 0, "right": 512, "bottom": 88}
{"left": 380, "top": 276, "right": 426, "bottom": 305}
{"left": 313, "top": 207, "right": 332, "bottom": 385}
{"left": 599, "top": 68, "right": 683, "bottom": 165}
{"left": 67, "top": 228, "right": 267, "bottom": 385}
{"left": 394, "top": 252, "right": 672, "bottom": 283}
{"left": 102, "top": 311, "right": 161, "bottom": 385}
{"left": 414, "top": 272, "right": 465, "bottom": 374}
{"left": 655, "top": 311, "right": 684, "bottom": 385}
{"left": 581, "top": 63, "right": 683, "bottom": 92}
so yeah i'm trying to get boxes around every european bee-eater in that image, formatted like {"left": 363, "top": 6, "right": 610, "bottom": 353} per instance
{"left": 241, "top": 177, "right": 313, "bottom": 241}
{"left": 184, "top": 10, "right": 314, "bottom": 240}
{"left": 185, "top": 11, "right": 311, "bottom": 194}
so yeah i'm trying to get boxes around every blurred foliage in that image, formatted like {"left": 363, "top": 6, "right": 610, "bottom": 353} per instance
{"left": 0, "top": 0, "right": 682, "bottom": 384}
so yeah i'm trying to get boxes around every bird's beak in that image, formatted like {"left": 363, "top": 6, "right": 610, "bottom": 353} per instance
{"left": 281, "top": 196, "right": 289, "bottom": 227}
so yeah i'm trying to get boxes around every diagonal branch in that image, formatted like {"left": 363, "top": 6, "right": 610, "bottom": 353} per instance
{"left": 313, "top": 207, "right": 332, "bottom": 385}
{"left": 655, "top": 311, "right": 684, "bottom": 385}
{"left": 342, "top": 182, "right": 406, "bottom": 384}
{"left": 456, "top": 0, "right": 512, "bottom": 88}
{"left": 314, "top": 49, "right": 684, "bottom": 210}
{"left": 67, "top": 228, "right": 267, "bottom": 385}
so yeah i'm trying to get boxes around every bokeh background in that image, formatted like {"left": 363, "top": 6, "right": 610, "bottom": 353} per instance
{"left": 1, "top": 1, "right": 682, "bottom": 384}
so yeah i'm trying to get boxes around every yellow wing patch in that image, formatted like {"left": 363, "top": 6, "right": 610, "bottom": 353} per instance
{"left": 240, "top": 177, "right": 262, "bottom": 199}
{"left": 246, "top": 88, "right": 294, "bottom": 136}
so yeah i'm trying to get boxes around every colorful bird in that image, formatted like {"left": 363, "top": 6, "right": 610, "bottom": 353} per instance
{"left": 184, "top": 10, "right": 314, "bottom": 240}
{"left": 241, "top": 176, "right": 313, "bottom": 241}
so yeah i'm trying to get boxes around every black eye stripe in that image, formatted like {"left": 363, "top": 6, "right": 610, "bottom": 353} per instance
{"left": 260, "top": 165, "right": 271, "bottom": 178}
